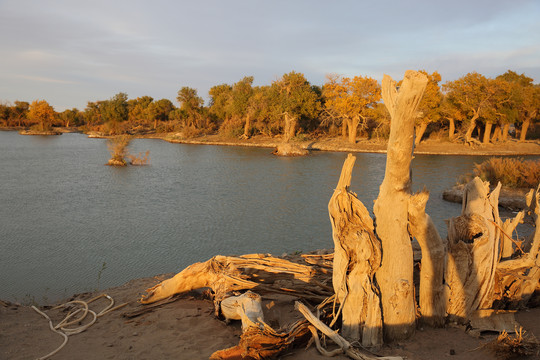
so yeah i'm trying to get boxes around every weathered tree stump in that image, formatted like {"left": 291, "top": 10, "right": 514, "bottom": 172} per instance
{"left": 374, "top": 70, "right": 428, "bottom": 340}
{"left": 328, "top": 153, "right": 383, "bottom": 347}
{"left": 445, "top": 178, "right": 502, "bottom": 322}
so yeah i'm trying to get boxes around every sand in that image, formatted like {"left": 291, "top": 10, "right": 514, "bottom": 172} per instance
{"left": 1, "top": 272, "right": 539, "bottom": 360}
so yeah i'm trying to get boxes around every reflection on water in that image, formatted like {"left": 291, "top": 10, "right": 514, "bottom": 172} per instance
{"left": 0, "top": 132, "right": 533, "bottom": 303}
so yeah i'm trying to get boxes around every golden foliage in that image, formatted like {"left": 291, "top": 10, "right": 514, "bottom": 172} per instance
{"left": 28, "top": 100, "right": 56, "bottom": 131}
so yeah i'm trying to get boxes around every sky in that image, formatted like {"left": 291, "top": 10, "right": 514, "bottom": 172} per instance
{"left": 0, "top": 0, "right": 539, "bottom": 111}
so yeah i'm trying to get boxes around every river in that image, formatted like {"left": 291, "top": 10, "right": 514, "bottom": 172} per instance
{"left": 0, "top": 131, "right": 532, "bottom": 304}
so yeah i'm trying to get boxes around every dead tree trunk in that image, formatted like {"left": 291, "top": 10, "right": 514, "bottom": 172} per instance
{"left": 494, "top": 186, "right": 540, "bottom": 308}
{"left": 374, "top": 70, "right": 428, "bottom": 340}
{"left": 408, "top": 190, "right": 446, "bottom": 327}
{"left": 445, "top": 178, "right": 501, "bottom": 322}
{"left": 328, "top": 154, "right": 383, "bottom": 347}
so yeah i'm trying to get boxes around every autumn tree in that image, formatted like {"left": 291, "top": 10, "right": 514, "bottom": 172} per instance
{"left": 443, "top": 72, "right": 495, "bottom": 143}
{"left": 270, "top": 71, "right": 320, "bottom": 142}
{"left": 148, "top": 99, "right": 174, "bottom": 130}
{"left": 28, "top": 100, "right": 56, "bottom": 131}
{"left": 497, "top": 70, "right": 539, "bottom": 141}
{"left": 323, "top": 74, "right": 381, "bottom": 144}
{"left": 0, "top": 102, "right": 10, "bottom": 126}
{"left": 411, "top": 70, "right": 442, "bottom": 145}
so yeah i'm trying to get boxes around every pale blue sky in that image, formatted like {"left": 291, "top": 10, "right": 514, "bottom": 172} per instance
{"left": 1, "top": 0, "right": 539, "bottom": 111}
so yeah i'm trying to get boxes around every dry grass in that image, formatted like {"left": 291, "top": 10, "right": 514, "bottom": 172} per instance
{"left": 460, "top": 157, "right": 540, "bottom": 188}
{"left": 489, "top": 327, "right": 539, "bottom": 359}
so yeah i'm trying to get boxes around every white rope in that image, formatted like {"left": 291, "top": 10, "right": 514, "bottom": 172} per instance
{"left": 31, "top": 294, "right": 127, "bottom": 360}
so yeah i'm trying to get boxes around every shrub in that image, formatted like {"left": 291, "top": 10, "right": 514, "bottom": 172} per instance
{"left": 128, "top": 150, "right": 150, "bottom": 165}
{"left": 182, "top": 125, "right": 202, "bottom": 139}
{"left": 464, "top": 157, "right": 540, "bottom": 188}
{"left": 106, "top": 135, "right": 131, "bottom": 166}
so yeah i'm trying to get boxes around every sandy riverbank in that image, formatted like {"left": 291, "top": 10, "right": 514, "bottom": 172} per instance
{"left": 157, "top": 134, "right": 540, "bottom": 156}
{"left": 1, "top": 270, "right": 539, "bottom": 360}
{"left": 6, "top": 126, "right": 540, "bottom": 155}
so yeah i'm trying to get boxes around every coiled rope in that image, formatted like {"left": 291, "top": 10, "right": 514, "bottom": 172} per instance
{"left": 31, "top": 294, "right": 128, "bottom": 360}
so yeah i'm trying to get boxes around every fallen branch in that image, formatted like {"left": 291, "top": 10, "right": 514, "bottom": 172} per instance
{"left": 140, "top": 254, "right": 332, "bottom": 306}
{"left": 295, "top": 301, "right": 403, "bottom": 360}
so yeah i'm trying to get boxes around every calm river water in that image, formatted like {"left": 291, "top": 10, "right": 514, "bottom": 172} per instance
{"left": 0, "top": 131, "right": 532, "bottom": 303}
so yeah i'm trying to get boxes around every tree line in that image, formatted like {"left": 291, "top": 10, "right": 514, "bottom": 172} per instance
{"left": 1, "top": 69, "right": 538, "bottom": 143}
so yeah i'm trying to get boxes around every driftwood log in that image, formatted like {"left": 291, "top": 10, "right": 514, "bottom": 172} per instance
{"left": 220, "top": 291, "right": 264, "bottom": 332}
{"left": 140, "top": 254, "right": 332, "bottom": 306}
{"left": 140, "top": 254, "right": 332, "bottom": 359}
{"left": 296, "top": 302, "right": 403, "bottom": 360}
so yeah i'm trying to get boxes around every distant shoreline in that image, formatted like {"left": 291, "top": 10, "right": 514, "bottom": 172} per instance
{"left": 4, "top": 127, "right": 540, "bottom": 156}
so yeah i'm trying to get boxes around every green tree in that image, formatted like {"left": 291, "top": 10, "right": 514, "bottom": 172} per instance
{"left": 270, "top": 71, "right": 320, "bottom": 142}
{"left": 231, "top": 76, "right": 254, "bottom": 138}
{"left": 128, "top": 96, "right": 154, "bottom": 126}
{"left": 59, "top": 108, "right": 83, "bottom": 127}
{"left": 101, "top": 92, "right": 129, "bottom": 134}
{"left": 209, "top": 83, "right": 233, "bottom": 122}
{"left": 83, "top": 101, "right": 103, "bottom": 128}
{"left": 148, "top": 99, "right": 174, "bottom": 129}
{"left": 176, "top": 87, "right": 204, "bottom": 128}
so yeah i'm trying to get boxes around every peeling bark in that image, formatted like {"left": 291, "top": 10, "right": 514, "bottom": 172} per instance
{"left": 445, "top": 178, "right": 501, "bottom": 322}
{"left": 329, "top": 154, "right": 382, "bottom": 347}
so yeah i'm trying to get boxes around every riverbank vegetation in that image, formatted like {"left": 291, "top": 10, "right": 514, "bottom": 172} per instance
{"left": 106, "top": 135, "right": 150, "bottom": 166}
{"left": 461, "top": 157, "right": 540, "bottom": 188}
{"left": 1, "top": 70, "right": 538, "bottom": 145}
